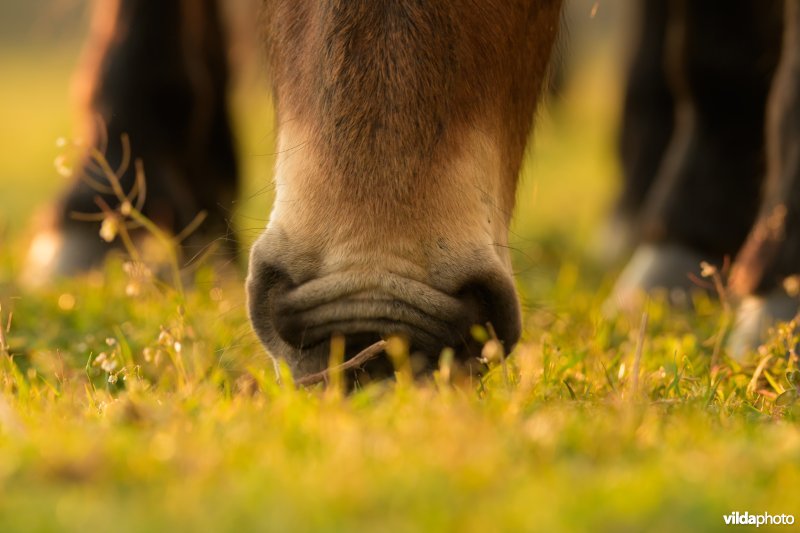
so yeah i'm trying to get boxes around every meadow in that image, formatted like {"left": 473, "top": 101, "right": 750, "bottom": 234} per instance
{"left": 1, "top": 6, "right": 799, "bottom": 532}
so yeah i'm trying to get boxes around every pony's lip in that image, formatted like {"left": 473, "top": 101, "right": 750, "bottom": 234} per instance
{"left": 271, "top": 272, "right": 471, "bottom": 350}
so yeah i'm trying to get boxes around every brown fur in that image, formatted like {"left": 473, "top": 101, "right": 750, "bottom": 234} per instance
{"left": 263, "top": 0, "right": 560, "bottom": 218}
{"left": 248, "top": 1, "right": 562, "bottom": 373}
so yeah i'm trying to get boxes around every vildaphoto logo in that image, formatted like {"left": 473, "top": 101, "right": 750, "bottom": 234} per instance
{"left": 723, "top": 512, "right": 795, "bottom": 527}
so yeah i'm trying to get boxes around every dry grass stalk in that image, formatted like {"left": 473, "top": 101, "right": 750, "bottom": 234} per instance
{"left": 294, "top": 340, "right": 387, "bottom": 387}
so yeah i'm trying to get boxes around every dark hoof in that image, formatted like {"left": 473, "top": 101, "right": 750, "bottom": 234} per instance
{"left": 605, "top": 243, "right": 711, "bottom": 313}
{"left": 22, "top": 217, "right": 111, "bottom": 287}
{"left": 728, "top": 290, "right": 799, "bottom": 361}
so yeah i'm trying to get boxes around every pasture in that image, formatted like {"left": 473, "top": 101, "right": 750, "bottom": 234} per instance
{"left": 1, "top": 4, "right": 799, "bottom": 531}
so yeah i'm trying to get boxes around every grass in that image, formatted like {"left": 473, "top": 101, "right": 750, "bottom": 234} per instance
{"left": 1, "top": 39, "right": 799, "bottom": 532}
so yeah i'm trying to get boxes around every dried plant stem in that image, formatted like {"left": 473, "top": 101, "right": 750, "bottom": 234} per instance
{"left": 78, "top": 138, "right": 206, "bottom": 299}
{"left": 486, "top": 322, "right": 510, "bottom": 392}
{"left": 747, "top": 354, "right": 774, "bottom": 396}
{"left": 126, "top": 208, "right": 185, "bottom": 296}
{"left": 0, "top": 305, "right": 7, "bottom": 357}
{"left": 709, "top": 311, "right": 732, "bottom": 373}
{"left": 631, "top": 311, "right": 648, "bottom": 397}
{"left": 294, "top": 341, "right": 387, "bottom": 387}
{"left": 88, "top": 146, "right": 127, "bottom": 200}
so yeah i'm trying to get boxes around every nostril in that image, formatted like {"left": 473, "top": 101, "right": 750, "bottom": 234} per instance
{"left": 246, "top": 260, "right": 294, "bottom": 350}
{"left": 456, "top": 274, "right": 522, "bottom": 353}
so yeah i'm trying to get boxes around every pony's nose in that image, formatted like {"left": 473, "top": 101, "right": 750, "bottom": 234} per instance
{"left": 247, "top": 242, "right": 521, "bottom": 376}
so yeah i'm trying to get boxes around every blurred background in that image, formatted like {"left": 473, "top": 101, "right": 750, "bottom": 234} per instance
{"left": 0, "top": 0, "right": 631, "bottom": 299}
